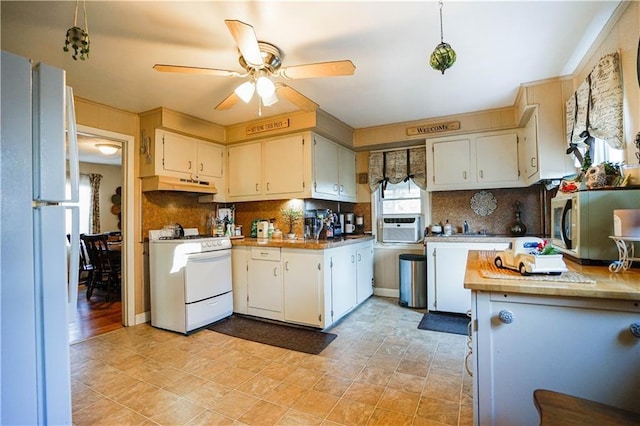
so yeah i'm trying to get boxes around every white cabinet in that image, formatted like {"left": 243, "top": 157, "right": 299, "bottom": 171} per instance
{"left": 356, "top": 245, "right": 374, "bottom": 304}
{"left": 313, "top": 134, "right": 356, "bottom": 202}
{"left": 150, "top": 129, "right": 224, "bottom": 183}
{"left": 519, "top": 106, "right": 577, "bottom": 185}
{"left": 263, "top": 135, "right": 305, "bottom": 195}
{"left": 227, "top": 142, "right": 262, "bottom": 197}
{"left": 427, "top": 130, "right": 522, "bottom": 191}
{"left": 472, "top": 292, "right": 640, "bottom": 425}
{"left": 247, "top": 247, "right": 283, "bottom": 321}
{"left": 329, "top": 245, "right": 358, "bottom": 321}
{"left": 233, "top": 239, "right": 374, "bottom": 328}
{"left": 516, "top": 80, "right": 577, "bottom": 185}
{"left": 227, "top": 135, "right": 307, "bottom": 200}
{"left": 426, "top": 241, "right": 509, "bottom": 314}
{"left": 432, "top": 138, "right": 471, "bottom": 186}
{"left": 231, "top": 246, "right": 248, "bottom": 314}
{"left": 283, "top": 249, "right": 324, "bottom": 327}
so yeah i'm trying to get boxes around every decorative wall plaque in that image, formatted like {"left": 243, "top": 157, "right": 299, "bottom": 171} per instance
{"left": 246, "top": 118, "right": 290, "bottom": 135}
{"left": 406, "top": 121, "right": 460, "bottom": 136}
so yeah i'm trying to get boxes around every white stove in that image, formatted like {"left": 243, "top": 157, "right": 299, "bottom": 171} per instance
{"left": 149, "top": 228, "right": 233, "bottom": 334}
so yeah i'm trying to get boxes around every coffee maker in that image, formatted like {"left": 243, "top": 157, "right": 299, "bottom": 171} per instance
{"left": 344, "top": 212, "right": 355, "bottom": 234}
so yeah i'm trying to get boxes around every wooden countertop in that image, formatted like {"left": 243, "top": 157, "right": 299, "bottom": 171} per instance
{"left": 464, "top": 250, "right": 640, "bottom": 301}
{"left": 231, "top": 235, "right": 374, "bottom": 250}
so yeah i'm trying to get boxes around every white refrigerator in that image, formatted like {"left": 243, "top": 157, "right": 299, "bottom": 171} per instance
{"left": 1, "top": 50, "right": 79, "bottom": 424}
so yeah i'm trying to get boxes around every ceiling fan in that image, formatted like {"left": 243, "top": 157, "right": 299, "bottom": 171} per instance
{"left": 153, "top": 20, "right": 356, "bottom": 113}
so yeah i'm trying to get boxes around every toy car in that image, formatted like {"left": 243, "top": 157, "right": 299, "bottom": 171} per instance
{"left": 494, "top": 237, "right": 568, "bottom": 275}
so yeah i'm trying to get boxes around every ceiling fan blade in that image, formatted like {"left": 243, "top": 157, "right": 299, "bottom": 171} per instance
{"left": 225, "top": 20, "right": 264, "bottom": 68}
{"left": 215, "top": 92, "right": 240, "bottom": 110}
{"left": 276, "top": 83, "right": 319, "bottom": 111}
{"left": 280, "top": 60, "right": 356, "bottom": 79}
{"left": 153, "top": 64, "right": 239, "bottom": 77}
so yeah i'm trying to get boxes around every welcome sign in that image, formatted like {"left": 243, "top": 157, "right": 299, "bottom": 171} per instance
{"left": 406, "top": 121, "right": 460, "bottom": 136}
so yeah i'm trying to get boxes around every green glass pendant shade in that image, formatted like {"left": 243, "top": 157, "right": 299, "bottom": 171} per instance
{"left": 430, "top": 42, "right": 456, "bottom": 74}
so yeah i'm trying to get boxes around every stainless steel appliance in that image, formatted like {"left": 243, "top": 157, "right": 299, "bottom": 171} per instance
{"left": 149, "top": 228, "right": 233, "bottom": 333}
{"left": 550, "top": 189, "right": 640, "bottom": 262}
{"left": 1, "top": 50, "right": 78, "bottom": 423}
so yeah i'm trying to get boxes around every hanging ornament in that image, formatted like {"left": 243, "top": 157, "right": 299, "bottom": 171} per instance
{"left": 430, "top": 0, "right": 456, "bottom": 74}
{"left": 63, "top": 0, "right": 90, "bottom": 60}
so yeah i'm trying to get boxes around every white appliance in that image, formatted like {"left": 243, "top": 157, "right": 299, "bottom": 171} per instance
{"left": 382, "top": 215, "right": 422, "bottom": 243}
{"left": 1, "top": 51, "right": 79, "bottom": 424}
{"left": 149, "top": 228, "right": 233, "bottom": 333}
{"left": 550, "top": 189, "right": 640, "bottom": 262}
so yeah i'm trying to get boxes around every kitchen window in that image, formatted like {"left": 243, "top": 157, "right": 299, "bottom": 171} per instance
{"left": 379, "top": 180, "right": 422, "bottom": 215}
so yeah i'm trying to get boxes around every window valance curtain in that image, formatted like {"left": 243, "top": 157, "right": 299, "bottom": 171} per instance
{"left": 368, "top": 146, "right": 426, "bottom": 193}
{"left": 88, "top": 173, "right": 102, "bottom": 233}
{"left": 565, "top": 52, "right": 623, "bottom": 151}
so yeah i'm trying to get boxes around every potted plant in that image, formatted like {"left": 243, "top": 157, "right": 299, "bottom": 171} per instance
{"left": 280, "top": 207, "right": 303, "bottom": 239}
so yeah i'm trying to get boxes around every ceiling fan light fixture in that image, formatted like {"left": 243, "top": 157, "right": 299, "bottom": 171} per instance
{"left": 262, "top": 92, "right": 278, "bottom": 107}
{"left": 430, "top": 0, "right": 456, "bottom": 74}
{"left": 256, "top": 75, "right": 276, "bottom": 98}
{"left": 96, "top": 143, "right": 120, "bottom": 155}
{"left": 235, "top": 81, "right": 255, "bottom": 103}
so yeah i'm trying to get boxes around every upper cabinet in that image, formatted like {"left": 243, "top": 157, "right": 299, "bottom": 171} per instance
{"left": 227, "top": 133, "right": 309, "bottom": 201}
{"left": 160, "top": 131, "right": 224, "bottom": 181}
{"left": 226, "top": 132, "right": 356, "bottom": 202}
{"left": 516, "top": 79, "right": 576, "bottom": 185}
{"left": 313, "top": 134, "right": 356, "bottom": 202}
{"left": 427, "top": 130, "right": 522, "bottom": 191}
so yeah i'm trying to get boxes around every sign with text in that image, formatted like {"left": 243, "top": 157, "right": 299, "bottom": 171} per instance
{"left": 246, "top": 118, "right": 290, "bottom": 135}
{"left": 406, "top": 121, "right": 460, "bottom": 136}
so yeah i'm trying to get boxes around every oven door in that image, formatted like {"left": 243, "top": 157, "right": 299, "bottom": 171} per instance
{"left": 551, "top": 195, "right": 577, "bottom": 251}
{"left": 184, "top": 250, "right": 232, "bottom": 303}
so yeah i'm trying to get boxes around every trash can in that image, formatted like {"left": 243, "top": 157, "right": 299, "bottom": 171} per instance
{"left": 398, "top": 253, "right": 426, "bottom": 308}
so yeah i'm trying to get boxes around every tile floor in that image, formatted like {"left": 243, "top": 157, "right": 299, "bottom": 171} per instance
{"left": 71, "top": 297, "right": 473, "bottom": 425}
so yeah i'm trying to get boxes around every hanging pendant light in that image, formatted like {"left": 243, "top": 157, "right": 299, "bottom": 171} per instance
{"left": 430, "top": 0, "right": 456, "bottom": 74}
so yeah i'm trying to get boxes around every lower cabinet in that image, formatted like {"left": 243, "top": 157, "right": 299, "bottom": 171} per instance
{"left": 231, "top": 240, "right": 373, "bottom": 329}
{"left": 283, "top": 249, "right": 324, "bottom": 327}
{"left": 472, "top": 291, "right": 640, "bottom": 425}
{"left": 356, "top": 245, "right": 374, "bottom": 304}
{"left": 426, "top": 241, "right": 509, "bottom": 314}
{"left": 247, "top": 247, "right": 283, "bottom": 321}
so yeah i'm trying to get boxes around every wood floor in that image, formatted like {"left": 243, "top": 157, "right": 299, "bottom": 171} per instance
{"left": 69, "top": 284, "right": 122, "bottom": 344}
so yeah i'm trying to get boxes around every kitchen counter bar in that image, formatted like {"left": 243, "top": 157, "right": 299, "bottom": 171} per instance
{"left": 464, "top": 250, "right": 640, "bottom": 300}
{"left": 231, "top": 234, "right": 374, "bottom": 250}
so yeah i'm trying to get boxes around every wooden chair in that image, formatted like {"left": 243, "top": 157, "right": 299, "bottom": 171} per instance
{"left": 80, "top": 233, "right": 121, "bottom": 301}
{"left": 534, "top": 389, "right": 640, "bottom": 426}
{"left": 67, "top": 234, "right": 94, "bottom": 287}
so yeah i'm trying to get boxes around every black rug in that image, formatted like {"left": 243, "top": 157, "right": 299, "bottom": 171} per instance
{"left": 207, "top": 315, "right": 337, "bottom": 355}
{"left": 418, "top": 312, "right": 470, "bottom": 335}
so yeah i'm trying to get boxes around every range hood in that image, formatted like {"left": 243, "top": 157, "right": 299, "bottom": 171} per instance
{"left": 141, "top": 175, "right": 217, "bottom": 194}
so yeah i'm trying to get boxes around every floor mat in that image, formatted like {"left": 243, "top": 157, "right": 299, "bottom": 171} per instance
{"left": 418, "top": 311, "right": 470, "bottom": 335}
{"left": 207, "top": 314, "right": 337, "bottom": 355}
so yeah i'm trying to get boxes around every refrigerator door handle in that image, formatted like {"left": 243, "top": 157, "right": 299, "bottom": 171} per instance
{"left": 65, "top": 86, "right": 79, "bottom": 203}
{"left": 67, "top": 205, "right": 80, "bottom": 322}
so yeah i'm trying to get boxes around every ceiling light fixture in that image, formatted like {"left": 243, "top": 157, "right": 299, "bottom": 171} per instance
{"left": 234, "top": 70, "right": 279, "bottom": 112}
{"left": 430, "top": 0, "right": 456, "bottom": 74}
{"left": 96, "top": 143, "right": 120, "bottom": 155}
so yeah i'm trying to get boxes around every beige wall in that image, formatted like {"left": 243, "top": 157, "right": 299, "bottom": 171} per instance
{"left": 79, "top": 162, "right": 122, "bottom": 233}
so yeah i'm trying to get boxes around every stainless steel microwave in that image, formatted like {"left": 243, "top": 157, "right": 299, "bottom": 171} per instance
{"left": 550, "top": 189, "right": 640, "bottom": 262}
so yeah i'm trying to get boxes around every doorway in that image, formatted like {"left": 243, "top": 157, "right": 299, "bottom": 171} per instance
{"left": 69, "top": 125, "right": 135, "bottom": 343}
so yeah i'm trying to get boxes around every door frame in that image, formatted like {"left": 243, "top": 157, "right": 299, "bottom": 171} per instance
{"left": 76, "top": 124, "right": 135, "bottom": 326}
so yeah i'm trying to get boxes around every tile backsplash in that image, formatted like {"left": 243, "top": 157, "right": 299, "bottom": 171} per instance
{"left": 430, "top": 185, "right": 547, "bottom": 236}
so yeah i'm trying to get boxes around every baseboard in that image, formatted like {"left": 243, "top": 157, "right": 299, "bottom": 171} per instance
{"left": 135, "top": 311, "right": 150, "bottom": 325}
{"left": 374, "top": 288, "right": 399, "bottom": 298}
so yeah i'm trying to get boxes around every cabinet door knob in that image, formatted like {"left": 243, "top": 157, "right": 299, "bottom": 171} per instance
{"left": 188, "top": 160, "right": 192, "bottom": 170}
{"left": 200, "top": 162, "right": 204, "bottom": 172}
{"left": 498, "top": 310, "right": 514, "bottom": 324}
{"left": 630, "top": 322, "right": 640, "bottom": 338}
{"left": 273, "top": 267, "right": 278, "bottom": 277}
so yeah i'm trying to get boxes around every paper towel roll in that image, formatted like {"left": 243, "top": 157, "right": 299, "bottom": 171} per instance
{"left": 613, "top": 209, "right": 640, "bottom": 237}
